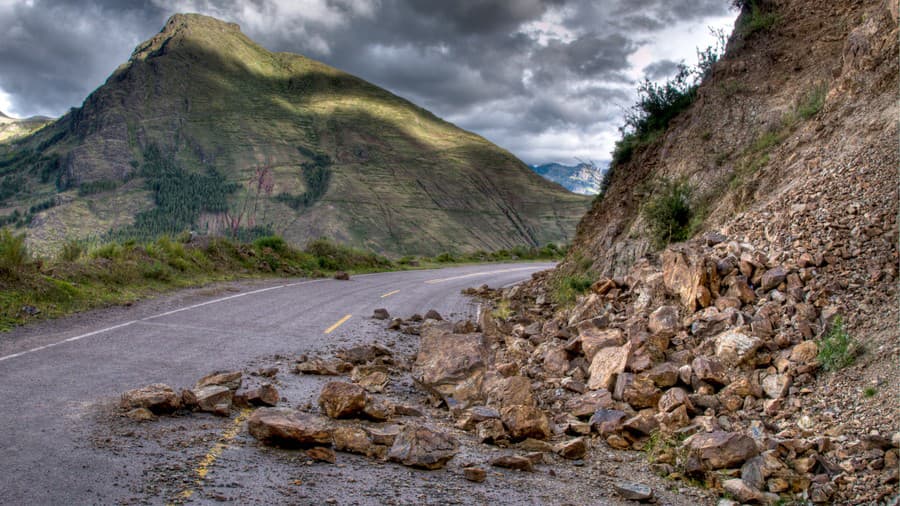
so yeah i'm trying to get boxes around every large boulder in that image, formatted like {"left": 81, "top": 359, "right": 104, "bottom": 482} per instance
{"left": 412, "top": 322, "right": 489, "bottom": 408}
{"left": 662, "top": 249, "right": 712, "bottom": 312}
{"left": 579, "top": 328, "right": 625, "bottom": 361}
{"left": 484, "top": 375, "right": 535, "bottom": 408}
{"left": 648, "top": 305, "right": 680, "bottom": 336}
{"left": 500, "top": 405, "right": 551, "bottom": 441}
{"left": 387, "top": 424, "right": 459, "bottom": 469}
{"left": 318, "top": 381, "right": 368, "bottom": 419}
{"left": 587, "top": 342, "right": 632, "bottom": 390}
{"left": 247, "top": 408, "right": 332, "bottom": 447}
{"left": 120, "top": 384, "right": 181, "bottom": 414}
{"left": 685, "top": 431, "right": 759, "bottom": 470}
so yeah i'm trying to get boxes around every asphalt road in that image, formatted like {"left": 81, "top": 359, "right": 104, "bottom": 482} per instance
{"left": 0, "top": 262, "right": 555, "bottom": 504}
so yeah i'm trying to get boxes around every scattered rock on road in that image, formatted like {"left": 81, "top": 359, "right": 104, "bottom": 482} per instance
{"left": 120, "top": 383, "right": 181, "bottom": 414}
{"left": 387, "top": 424, "right": 459, "bottom": 469}
{"left": 247, "top": 408, "right": 332, "bottom": 447}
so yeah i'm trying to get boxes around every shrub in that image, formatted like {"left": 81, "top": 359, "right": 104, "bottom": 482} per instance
{"left": 491, "top": 300, "right": 513, "bottom": 320}
{"left": 818, "top": 316, "right": 859, "bottom": 371}
{"left": 59, "top": 239, "right": 84, "bottom": 262}
{"left": 551, "top": 274, "right": 594, "bottom": 306}
{"left": 796, "top": 83, "right": 827, "bottom": 120}
{"left": 740, "top": 1, "right": 778, "bottom": 37}
{"left": 91, "top": 243, "right": 122, "bottom": 260}
{"left": 434, "top": 252, "right": 455, "bottom": 263}
{"left": 254, "top": 235, "right": 288, "bottom": 254}
{"left": 0, "top": 229, "right": 29, "bottom": 275}
{"left": 643, "top": 178, "right": 694, "bottom": 247}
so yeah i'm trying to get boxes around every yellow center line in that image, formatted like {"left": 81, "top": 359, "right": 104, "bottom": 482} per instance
{"left": 324, "top": 314, "right": 352, "bottom": 334}
{"left": 380, "top": 289, "right": 400, "bottom": 298}
{"left": 178, "top": 408, "right": 252, "bottom": 501}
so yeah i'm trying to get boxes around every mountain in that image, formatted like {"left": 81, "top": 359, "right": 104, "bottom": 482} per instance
{"left": 531, "top": 162, "right": 606, "bottom": 195}
{"left": 0, "top": 14, "right": 590, "bottom": 255}
{"left": 0, "top": 111, "right": 52, "bottom": 143}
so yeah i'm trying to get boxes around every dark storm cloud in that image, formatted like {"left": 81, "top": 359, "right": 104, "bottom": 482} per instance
{"left": 642, "top": 59, "right": 683, "bottom": 80}
{"left": 0, "top": 0, "right": 736, "bottom": 163}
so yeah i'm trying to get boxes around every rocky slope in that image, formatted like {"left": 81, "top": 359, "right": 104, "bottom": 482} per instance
{"left": 531, "top": 162, "right": 606, "bottom": 195}
{"left": 0, "top": 14, "right": 589, "bottom": 255}
{"left": 492, "top": 0, "right": 899, "bottom": 503}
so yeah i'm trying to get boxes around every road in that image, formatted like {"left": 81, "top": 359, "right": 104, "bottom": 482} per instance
{"left": 0, "top": 262, "right": 555, "bottom": 504}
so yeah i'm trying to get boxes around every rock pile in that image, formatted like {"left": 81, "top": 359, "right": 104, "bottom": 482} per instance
{"left": 460, "top": 235, "right": 898, "bottom": 503}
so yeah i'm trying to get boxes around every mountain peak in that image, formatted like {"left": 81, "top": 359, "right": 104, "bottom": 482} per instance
{"left": 130, "top": 13, "right": 245, "bottom": 62}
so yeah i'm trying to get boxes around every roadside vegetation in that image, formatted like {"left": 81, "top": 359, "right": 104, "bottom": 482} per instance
{"left": 0, "top": 229, "right": 565, "bottom": 331}
{"left": 817, "top": 316, "right": 860, "bottom": 371}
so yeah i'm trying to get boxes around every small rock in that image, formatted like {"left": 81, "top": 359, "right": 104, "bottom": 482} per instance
{"left": 125, "top": 407, "right": 156, "bottom": 421}
{"left": 760, "top": 267, "right": 787, "bottom": 292}
{"left": 305, "top": 446, "right": 336, "bottom": 464}
{"left": 463, "top": 466, "right": 487, "bottom": 483}
{"left": 318, "top": 381, "right": 368, "bottom": 419}
{"left": 476, "top": 419, "right": 507, "bottom": 444}
{"left": 500, "top": 405, "right": 551, "bottom": 441}
{"left": 244, "top": 384, "right": 279, "bottom": 407}
{"left": 589, "top": 409, "right": 627, "bottom": 435}
{"left": 372, "top": 308, "right": 390, "bottom": 320}
{"left": 332, "top": 427, "right": 373, "bottom": 456}
{"left": 120, "top": 384, "right": 181, "bottom": 414}
{"left": 685, "top": 431, "right": 759, "bottom": 470}
{"left": 613, "top": 481, "right": 653, "bottom": 502}
{"left": 387, "top": 424, "right": 459, "bottom": 470}
{"left": 714, "top": 330, "right": 761, "bottom": 366}
{"left": 333, "top": 271, "right": 350, "bottom": 280}
{"left": 586, "top": 342, "right": 631, "bottom": 390}
{"left": 554, "top": 437, "right": 588, "bottom": 460}
{"left": 196, "top": 371, "right": 242, "bottom": 391}
{"left": 491, "top": 455, "right": 534, "bottom": 472}
{"left": 247, "top": 408, "right": 332, "bottom": 447}
{"left": 183, "top": 385, "right": 233, "bottom": 416}
{"left": 790, "top": 341, "right": 818, "bottom": 363}
{"left": 424, "top": 309, "right": 443, "bottom": 321}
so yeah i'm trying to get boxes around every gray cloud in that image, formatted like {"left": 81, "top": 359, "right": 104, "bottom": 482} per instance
{"left": 0, "top": 0, "right": 736, "bottom": 164}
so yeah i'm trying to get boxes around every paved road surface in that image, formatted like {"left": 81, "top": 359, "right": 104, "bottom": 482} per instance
{"left": 0, "top": 263, "right": 554, "bottom": 504}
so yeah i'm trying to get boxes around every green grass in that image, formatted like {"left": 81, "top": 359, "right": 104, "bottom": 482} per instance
{"left": 818, "top": 316, "right": 859, "bottom": 371}
{"left": 795, "top": 84, "right": 827, "bottom": 120}
{"left": 864, "top": 387, "right": 877, "bottom": 397}
{"left": 643, "top": 177, "right": 694, "bottom": 248}
{"left": 550, "top": 273, "right": 594, "bottom": 306}
{"left": 740, "top": 1, "right": 779, "bottom": 37}
{"left": 491, "top": 300, "right": 513, "bottom": 320}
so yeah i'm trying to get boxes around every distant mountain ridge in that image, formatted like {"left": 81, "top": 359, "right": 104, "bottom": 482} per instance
{"left": 0, "top": 14, "right": 590, "bottom": 255}
{"left": 0, "top": 110, "right": 52, "bottom": 143}
{"left": 531, "top": 162, "right": 606, "bottom": 195}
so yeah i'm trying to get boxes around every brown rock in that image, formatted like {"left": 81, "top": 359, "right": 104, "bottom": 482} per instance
{"left": 332, "top": 426, "right": 372, "bottom": 455}
{"left": 491, "top": 455, "right": 534, "bottom": 472}
{"left": 387, "top": 424, "right": 459, "bottom": 469}
{"left": 714, "top": 330, "right": 761, "bottom": 366}
{"left": 183, "top": 385, "right": 233, "bottom": 416}
{"left": 244, "top": 384, "right": 279, "bottom": 407}
{"left": 580, "top": 328, "right": 625, "bottom": 361}
{"left": 613, "top": 481, "right": 654, "bottom": 502}
{"left": 318, "top": 381, "right": 368, "bottom": 419}
{"left": 353, "top": 368, "right": 390, "bottom": 393}
{"left": 424, "top": 309, "right": 443, "bottom": 321}
{"left": 366, "top": 425, "right": 402, "bottom": 446}
{"left": 463, "top": 466, "right": 487, "bottom": 482}
{"left": 485, "top": 375, "right": 535, "bottom": 408}
{"left": 501, "top": 405, "right": 551, "bottom": 441}
{"left": 554, "top": 437, "right": 588, "bottom": 460}
{"left": 247, "top": 408, "right": 332, "bottom": 447}
{"left": 662, "top": 249, "right": 707, "bottom": 312}
{"left": 623, "top": 411, "right": 659, "bottom": 436}
{"left": 762, "top": 373, "right": 791, "bottom": 399}
{"left": 541, "top": 346, "right": 569, "bottom": 377}
{"left": 196, "top": 371, "right": 243, "bottom": 391}
{"left": 121, "top": 384, "right": 181, "bottom": 414}
{"left": 622, "top": 375, "right": 662, "bottom": 409}
{"left": 686, "top": 431, "right": 759, "bottom": 470}
{"left": 125, "top": 407, "right": 156, "bottom": 421}
{"left": 293, "top": 358, "right": 345, "bottom": 376}
{"left": 607, "top": 434, "right": 631, "bottom": 450}
{"left": 565, "top": 389, "right": 613, "bottom": 418}
{"left": 305, "top": 446, "right": 336, "bottom": 463}
{"left": 658, "top": 387, "right": 693, "bottom": 413}
{"left": 723, "top": 478, "right": 777, "bottom": 504}
{"left": 476, "top": 419, "right": 508, "bottom": 444}
{"left": 587, "top": 342, "right": 632, "bottom": 390}
{"left": 333, "top": 271, "right": 349, "bottom": 280}
{"left": 372, "top": 308, "right": 390, "bottom": 320}
{"left": 589, "top": 409, "right": 627, "bottom": 435}
{"left": 790, "top": 341, "right": 818, "bottom": 363}
{"left": 692, "top": 356, "right": 728, "bottom": 386}
{"left": 362, "top": 397, "right": 394, "bottom": 421}
{"left": 648, "top": 305, "right": 680, "bottom": 336}
{"left": 760, "top": 267, "right": 787, "bottom": 292}
{"left": 413, "top": 323, "right": 488, "bottom": 408}
{"left": 646, "top": 363, "right": 679, "bottom": 388}
{"left": 337, "top": 343, "right": 393, "bottom": 364}
{"left": 726, "top": 276, "right": 756, "bottom": 305}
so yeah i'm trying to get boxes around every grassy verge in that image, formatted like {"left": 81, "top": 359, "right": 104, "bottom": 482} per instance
{"left": 0, "top": 231, "right": 564, "bottom": 331}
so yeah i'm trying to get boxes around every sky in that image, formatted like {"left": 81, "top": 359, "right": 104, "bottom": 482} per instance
{"left": 0, "top": 0, "right": 737, "bottom": 165}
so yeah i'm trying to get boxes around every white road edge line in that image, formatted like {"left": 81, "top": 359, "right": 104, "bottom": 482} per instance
{"left": 0, "top": 279, "right": 324, "bottom": 363}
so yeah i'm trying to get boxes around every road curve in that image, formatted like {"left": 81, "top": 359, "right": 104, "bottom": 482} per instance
{"left": 0, "top": 262, "right": 554, "bottom": 504}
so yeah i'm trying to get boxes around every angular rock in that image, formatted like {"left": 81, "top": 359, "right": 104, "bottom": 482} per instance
{"left": 580, "top": 328, "right": 625, "bottom": 361}
{"left": 541, "top": 346, "right": 569, "bottom": 378}
{"left": 333, "top": 271, "right": 350, "bottom": 280}
{"left": 623, "top": 411, "right": 659, "bottom": 436}
{"left": 587, "top": 342, "right": 632, "bottom": 390}
{"left": 646, "top": 362, "right": 680, "bottom": 388}
{"left": 762, "top": 373, "right": 791, "bottom": 399}
{"left": 362, "top": 397, "right": 394, "bottom": 421}
{"left": 715, "top": 330, "right": 761, "bottom": 366}
{"left": 247, "top": 408, "right": 332, "bottom": 447}
{"left": 566, "top": 389, "right": 613, "bottom": 418}
{"left": 648, "top": 305, "right": 680, "bottom": 336}
{"left": 197, "top": 371, "right": 243, "bottom": 391}
{"left": 387, "top": 424, "right": 459, "bottom": 470}
{"left": 125, "top": 407, "right": 156, "bottom": 421}
{"left": 305, "top": 446, "right": 336, "bottom": 463}
{"left": 491, "top": 455, "right": 534, "bottom": 472}
{"left": 372, "top": 308, "right": 390, "bottom": 320}
{"left": 554, "top": 437, "right": 588, "bottom": 460}
{"left": 692, "top": 356, "right": 729, "bottom": 386}
{"left": 332, "top": 426, "right": 373, "bottom": 455}
{"left": 337, "top": 343, "right": 393, "bottom": 364}
{"left": 121, "top": 384, "right": 181, "bottom": 414}
{"left": 318, "top": 381, "right": 368, "bottom": 419}
{"left": 484, "top": 375, "right": 535, "bottom": 408}
{"left": 476, "top": 419, "right": 507, "bottom": 444}
{"left": 244, "top": 384, "right": 279, "bottom": 407}
{"left": 622, "top": 375, "right": 662, "bottom": 409}
{"left": 184, "top": 385, "right": 233, "bottom": 416}
{"left": 658, "top": 387, "right": 693, "bottom": 414}
{"left": 463, "top": 466, "right": 487, "bottom": 482}
{"left": 760, "top": 267, "right": 787, "bottom": 292}
{"left": 722, "top": 478, "right": 778, "bottom": 504}
{"left": 589, "top": 409, "right": 627, "bottom": 435}
{"left": 686, "top": 431, "right": 759, "bottom": 470}
{"left": 413, "top": 323, "right": 488, "bottom": 408}
{"left": 614, "top": 481, "right": 654, "bottom": 502}
{"left": 366, "top": 425, "right": 402, "bottom": 446}
{"left": 501, "top": 405, "right": 551, "bottom": 441}
{"left": 353, "top": 368, "right": 390, "bottom": 393}
{"left": 424, "top": 309, "right": 443, "bottom": 321}
{"left": 293, "top": 358, "right": 345, "bottom": 376}
{"left": 790, "top": 341, "right": 818, "bottom": 363}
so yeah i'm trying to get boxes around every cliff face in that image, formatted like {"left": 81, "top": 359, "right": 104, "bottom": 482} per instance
{"left": 565, "top": 0, "right": 897, "bottom": 280}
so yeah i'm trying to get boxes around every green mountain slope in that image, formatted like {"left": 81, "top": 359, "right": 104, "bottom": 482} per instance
{"left": 0, "top": 14, "right": 589, "bottom": 255}
{"left": 0, "top": 111, "right": 51, "bottom": 143}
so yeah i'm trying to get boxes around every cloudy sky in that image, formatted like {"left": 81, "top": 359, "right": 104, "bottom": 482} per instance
{"left": 0, "top": 0, "right": 736, "bottom": 165}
